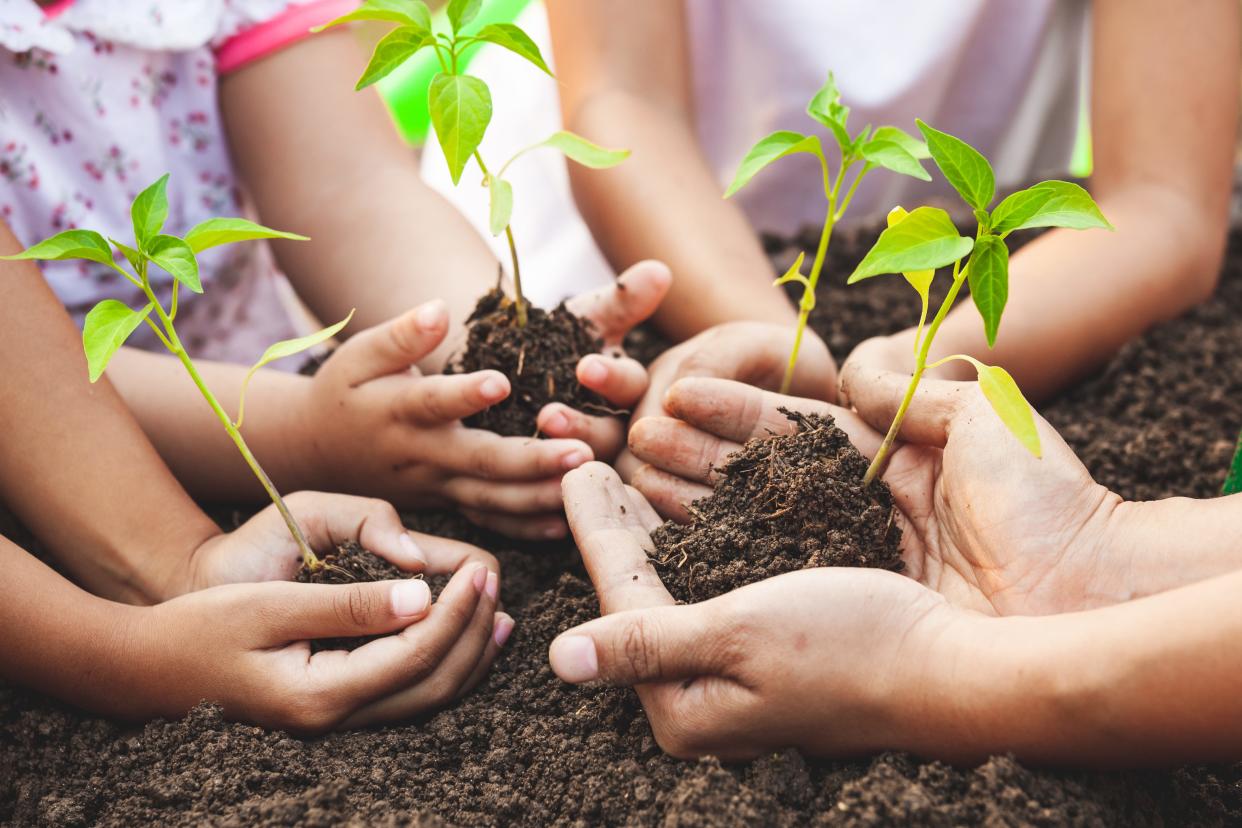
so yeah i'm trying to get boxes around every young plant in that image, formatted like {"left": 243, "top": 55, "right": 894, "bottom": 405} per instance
{"left": 849, "top": 121, "right": 1112, "bottom": 484}
{"left": 2, "top": 175, "right": 351, "bottom": 571}
{"left": 725, "top": 72, "right": 933, "bottom": 395}
{"left": 316, "top": 0, "right": 629, "bottom": 327}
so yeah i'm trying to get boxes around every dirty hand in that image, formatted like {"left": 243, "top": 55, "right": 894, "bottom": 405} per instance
{"left": 129, "top": 561, "right": 511, "bottom": 731}
{"left": 631, "top": 374, "right": 1131, "bottom": 616}
{"left": 614, "top": 320, "right": 836, "bottom": 483}
{"left": 294, "top": 299, "right": 595, "bottom": 540}
{"left": 549, "top": 461, "right": 967, "bottom": 759}
{"left": 535, "top": 260, "right": 672, "bottom": 464}
{"left": 180, "top": 491, "right": 498, "bottom": 597}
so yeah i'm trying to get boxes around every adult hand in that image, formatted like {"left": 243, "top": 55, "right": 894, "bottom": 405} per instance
{"left": 181, "top": 491, "right": 498, "bottom": 597}
{"left": 615, "top": 321, "right": 835, "bottom": 483}
{"left": 536, "top": 260, "right": 672, "bottom": 463}
{"left": 133, "top": 561, "right": 512, "bottom": 731}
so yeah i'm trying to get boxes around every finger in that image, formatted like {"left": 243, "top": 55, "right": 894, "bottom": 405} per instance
{"left": 614, "top": 447, "right": 645, "bottom": 484}
{"left": 310, "top": 562, "right": 488, "bottom": 703}
{"left": 429, "top": 430, "right": 593, "bottom": 481}
{"left": 337, "top": 569, "right": 501, "bottom": 726}
{"left": 537, "top": 403, "right": 624, "bottom": 461}
{"left": 630, "top": 464, "right": 713, "bottom": 524}
{"left": 577, "top": 354, "right": 648, "bottom": 409}
{"left": 562, "top": 461, "right": 673, "bottom": 613}
{"left": 410, "top": 531, "right": 499, "bottom": 577}
{"left": 399, "top": 370, "right": 511, "bottom": 425}
{"left": 458, "top": 611, "right": 512, "bottom": 697}
{"left": 840, "top": 366, "right": 973, "bottom": 448}
{"left": 548, "top": 603, "right": 718, "bottom": 685}
{"left": 665, "top": 377, "right": 884, "bottom": 458}
{"left": 330, "top": 300, "right": 449, "bottom": 386}
{"left": 282, "top": 491, "right": 429, "bottom": 572}
{"left": 442, "top": 476, "right": 565, "bottom": 515}
{"left": 563, "top": 260, "right": 672, "bottom": 342}
{"left": 624, "top": 485, "right": 664, "bottom": 533}
{"left": 628, "top": 416, "right": 742, "bottom": 485}
{"left": 259, "top": 577, "right": 433, "bottom": 642}
{"left": 461, "top": 508, "right": 570, "bottom": 541}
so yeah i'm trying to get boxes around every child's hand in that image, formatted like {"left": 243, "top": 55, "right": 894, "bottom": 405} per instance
{"left": 535, "top": 260, "right": 673, "bottom": 464}
{"left": 130, "top": 561, "right": 508, "bottom": 731}
{"left": 180, "top": 491, "right": 497, "bottom": 597}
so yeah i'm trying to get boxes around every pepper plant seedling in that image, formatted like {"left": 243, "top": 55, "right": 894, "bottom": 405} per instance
{"left": 725, "top": 72, "right": 933, "bottom": 394}
{"left": 850, "top": 121, "right": 1112, "bottom": 484}
{"left": 1, "top": 175, "right": 351, "bottom": 571}
{"left": 316, "top": 0, "right": 629, "bottom": 328}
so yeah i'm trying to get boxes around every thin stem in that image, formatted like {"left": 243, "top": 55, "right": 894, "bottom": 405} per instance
{"left": 863, "top": 258, "right": 968, "bottom": 485}
{"left": 474, "top": 150, "right": 528, "bottom": 327}
{"left": 432, "top": 41, "right": 451, "bottom": 73}
{"left": 835, "top": 163, "right": 870, "bottom": 221}
{"left": 169, "top": 279, "right": 179, "bottom": 322}
{"left": 780, "top": 196, "right": 835, "bottom": 395}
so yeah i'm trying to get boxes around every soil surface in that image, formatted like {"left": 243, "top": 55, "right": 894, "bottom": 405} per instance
{"left": 451, "top": 288, "right": 615, "bottom": 437}
{"left": 652, "top": 409, "right": 903, "bottom": 604}
{"left": 296, "top": 541, "right": 413, "bottom": 652}
{"left": 5, "top": 227, "right": 1242, "bottom": 826}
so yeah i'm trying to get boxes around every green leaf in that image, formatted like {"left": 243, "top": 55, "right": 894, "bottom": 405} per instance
{"left": 82, "top": 299, "right": 153, "bottom": 382}
{"left": 1223, "top": 429, "right": 1242, "bottom": 495}
{"left": 975, "top": 363, "right": 1041, "bottom": 458}
{"left": 537, "top": 131, "right": 629, "bottom": 168}
{"left": 724, "top": 131, "right": 823, "bottom": 198}
{"left": 848, "top": 206, "right": 973, "bottom": 283}
{"left": 860, "top": 138, "right": 930, "bottom": 181}
{"left": 446, "top": 0, "right": 481, "bottom": 32}
{"left": 236, "top": 310, "right": 355, "bottom": 429}
{"left": 488, "top": 176, "right": 513, "bottom": 236}
{"left": 805, "top": 72, "right": 851, "bottom": 153}
{"left": 428, "top": 72, "right": 493, "bottom": 185}
{"left": 871, "top": 125, "right": 929, "bottom": 159}
{"left": 131, "top": 174, "right": 170, "bottom": 250}
{"left": 917, "top": 120, "right": 995, "bottom": 210}
{"left": 147, "top": 235, "right": 201, "bottom": 293}
{"left": 355, "top": 26, "right": 434, "bottom": 90}
{"left": 474, "top": 23, "right": 551, "bottom": 75}
{"left": 989, "top": 180, "right": 1113, "bottom": 235}
{"left": 0, "top": 229, "right": 114, "bottom": 267}
{"left": 312, "top": 0, "right": 432, "bottom": 33}
{"left": 772, "top": 251, "right": 808, "bottom": 287}
{"left": 184, "top": 218, "right": 309, "bottom": 254}
{"left": 885, "top": 207, "right": 933, "bottom": 297}
{"left": 967, "top": 234, "right": 1009, "bottom": 347}
{"left": 110, "top": 238, "right": 143, "bottom": 272}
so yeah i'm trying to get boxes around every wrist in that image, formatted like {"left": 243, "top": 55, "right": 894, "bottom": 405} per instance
{"left": 1106, "top": 495, "right": 1242, "bottom": 598}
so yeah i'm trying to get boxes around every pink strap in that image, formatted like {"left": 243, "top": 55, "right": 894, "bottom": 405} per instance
{"left": 215, "top": 0, "right": 358, "bottom": 74}
{"left": 40, "top": 0, "right": 75, "bottom": 20}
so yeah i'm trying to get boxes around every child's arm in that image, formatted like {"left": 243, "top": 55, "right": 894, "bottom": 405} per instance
{"left": 545, "top": 0, "right": 797, "bottom": 341}
{"left": 845, "top": 0, "right": 1239, "bottom": 401}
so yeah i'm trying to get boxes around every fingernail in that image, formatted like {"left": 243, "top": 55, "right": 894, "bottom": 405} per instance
{"left": 493, "top": 613, "right": 515, "bottom": 647}
{"left": 544, "top": 411, "right": 570, "bottom": 434}
{"left": 561, "top": 450, "right": 588, "bottom": 471}
{"left": 472, "top": 563, "right": 488, "bottom": 593}
{"left": 549, "top": 635, "right": 598, "bottom": 683}
{"left": 579, "top": 357, "right": 607, "bottom": 385}
{"left": 391, "top": 579, "right": 431, "bottom": 617}
{"left": 480, "top": 376, "right": 508, "bottom": 401}
{"left": 416, "top": 300, "right": 444, "bottom": 330}
{"left": 399, "top": 533, "right": 428, "bottom": 567}
{"left": 484, "top": 570, "right": 499, "bottom": 601}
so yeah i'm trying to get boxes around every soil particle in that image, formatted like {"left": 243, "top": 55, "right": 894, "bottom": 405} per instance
{"left": 296, "top": 540, "right": 413, "bottom": 652}
{"left": 451, "top": 288, "right": 615, "bottom": 437}
{"left": 651, "top": 409, "right": 903, "bottom": 603}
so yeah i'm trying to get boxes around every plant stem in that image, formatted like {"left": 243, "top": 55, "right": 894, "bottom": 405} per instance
{"left": 473, "top": 150, "right": 527, "bottom": 327}
{"left": 781, "top": 198, "right": 835, "bottom": 395}
{"left": 862, "top": 259, "right": 968, "bottom": 485}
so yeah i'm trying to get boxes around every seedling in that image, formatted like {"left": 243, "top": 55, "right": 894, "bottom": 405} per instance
{"left": 317, "top": 0, "right": 629, "bottom": 327}
{"left": 849, "top": 121, "right": 1112, "bottom": 484}
{"left": 2, "top": 175, "right": 351, "bottom": 570}
{"left": 725, "top": 72, "right": 934, "bottom": 394}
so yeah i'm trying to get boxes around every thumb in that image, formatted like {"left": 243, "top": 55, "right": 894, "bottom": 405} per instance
{"left": 329, "top": 300, "right": 449, "bottom": 385}
{"left": 257, "top": 579, "right": 432, "bottom": 643}
{"left": 565, "top": 260, "right": 672, "bottom": 342}
{"left": 842, "top": 362, "right": 975, "bottom": 449}
{"left": 548, "top": 603, "right": 721, "bottom": 686}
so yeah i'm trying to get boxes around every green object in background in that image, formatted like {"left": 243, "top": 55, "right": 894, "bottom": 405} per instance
{"left": 1224, "top": 430, "right": 1242, "bottom": 495}
{"left": 376, "top": 0, "right": 535, "bottom": 146}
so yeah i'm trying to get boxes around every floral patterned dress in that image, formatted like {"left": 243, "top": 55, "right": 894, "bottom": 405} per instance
{"left": 0, "top": 0, "right": 344, "bottom": 364}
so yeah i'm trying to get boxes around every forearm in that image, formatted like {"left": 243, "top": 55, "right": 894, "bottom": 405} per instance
{"left": 107, "top": 346, "right": 315, "bottom": 502}
{"left": 1107, "top": 494, "right": 1242, "bottom": 598}
{"left": 565, "top": 93, "right": 796, "bottom": 340}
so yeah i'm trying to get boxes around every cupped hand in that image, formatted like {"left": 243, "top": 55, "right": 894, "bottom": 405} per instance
{"left": 630, "top": 375, "right": 1130, "bottom": 616}
{"left": 137, "top": 561, "right": 513, "bottom": 731}
{"left": 295, "top": 299, "right": 595, "bottom": 540}
{"left": 549, "top": 462, "right": 962, "bottom": 759}
{"left": 535, "top": 260, "right": 672, "bottom": 463}
{"left": 183, "top": 490, "right": 498, "bottom": 595}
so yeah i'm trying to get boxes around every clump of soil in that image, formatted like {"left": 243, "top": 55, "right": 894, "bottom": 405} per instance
{"left": 651, "top": 410, "right": 904, "bottom": 603}
{"left": 451, "top": 288, "right": 616, "bottom": 437}
{"left": 296, "top": 540, "right": 414, "bottom": 652}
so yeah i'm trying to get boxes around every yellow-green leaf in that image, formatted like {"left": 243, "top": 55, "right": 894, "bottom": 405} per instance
{"left": 131, "top": 174, "right": 169, "bottom": 249}
{"left": 772, "top": 251, "right": 807, "bottom": 287}
{"left": 312, "top": 0, "right": 431, "bottom": 33}
{"left": 82, "top": 300, "right": 153, "bottom": 382}
{"left": 146, "top": 235, "right": 201, "bottom": 293}
{"left": 474, "top": 23, "right": 551, "bottom": 76}
{"left": 184, "top": 218, "right": 308, "bottom": 254}
{"left": 539, "top": 131, "right": 629, "bottom": 169}
{"left": 236, "top": 310, "right": 355, "bottom": 429}
{"left": 488, "top": 176, "right": 513, "bottom": 236}
{"left": 356, "top": 26, "right": 433, "bottom": 90}
{"left": 917, "top": 120, "right": 995, "bottom": 211}
{"left": 886, "top": 207, "right": 933, "bottom": 297}
{"left": 848, "top": 206, "right": 972, "bottom": 283}
{"left": 0, "top": 229, "right": 114, "bottom": 267}
{"left": 976, "top": 363, "right": 1041, "bottom": 457}
{"left": 725, "top": 131, "right": 823, "bottom": 198}
{"left": 428, "top": 73, "right": 492, "bottom": 185}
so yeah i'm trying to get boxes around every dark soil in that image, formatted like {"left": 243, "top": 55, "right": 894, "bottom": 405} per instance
{"left": 5, "top": 226, "right": 1242, "bottom": 825}
{"left": 295, "top": 540, "right": 414, "bottom": 652}
{"left": 451, "top": 287, "right": 616, "bottom": 437}
{"left": 652, "top": 409, "right": 903, "bottom": 604}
